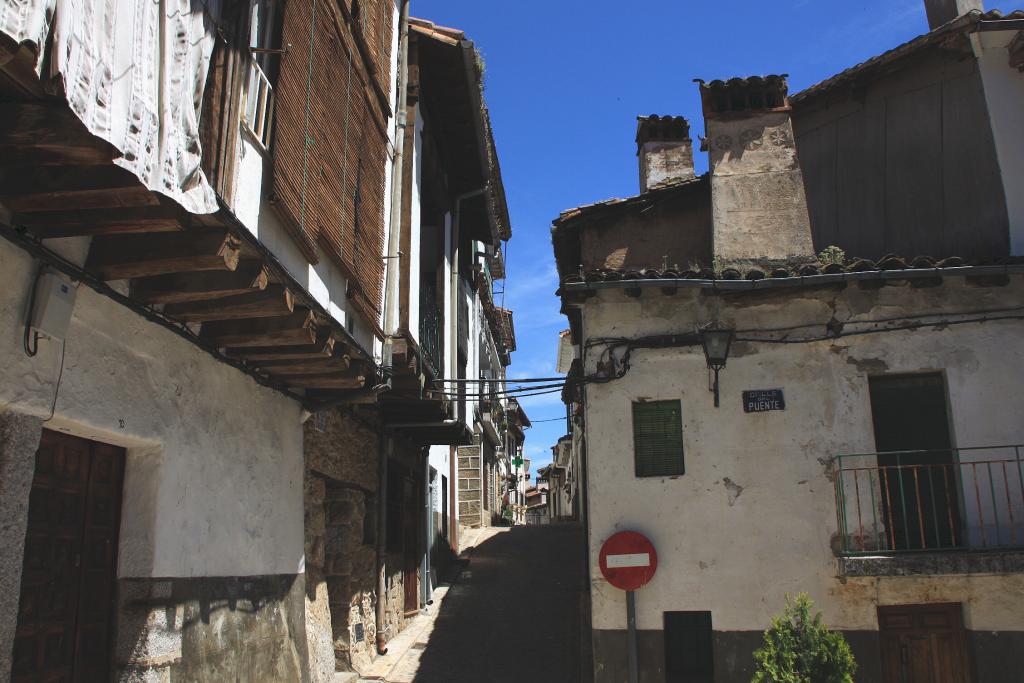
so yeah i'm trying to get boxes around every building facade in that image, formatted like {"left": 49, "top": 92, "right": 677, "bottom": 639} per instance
{"left": 0, "top": 2, "right": 519, "bottom": 682}
{"left": 553, "top": 3, "right": 1024, "bottom": 682}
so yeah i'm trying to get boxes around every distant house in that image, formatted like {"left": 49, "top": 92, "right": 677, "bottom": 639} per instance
{"left": 526, "top": 468, "right": 551, "bottom": 525}
{"left": 554, "top": 3, "right": 1024, "bottom": 682}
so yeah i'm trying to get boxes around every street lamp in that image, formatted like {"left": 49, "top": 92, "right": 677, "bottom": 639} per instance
{"left": 699, "top": 322, "right": 734, "bottom": 408}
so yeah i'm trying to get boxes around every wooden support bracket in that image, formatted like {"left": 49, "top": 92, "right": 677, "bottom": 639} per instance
{"left": 86, "top": 231, "right": 242, "bottom": 280}
{"left": 201, "top": 309, "right": 318, "bottom": 348}
{"left": 0, "top": 103, "right": 114, "bottom": 165}
{"left": 130, "top": 263, "right": 270, "bottom": 304}
{"left": 15, "top": 206, "right": 187, "bottom": 239}
{"left": 162, "top": 285, "right": 294, "bottom": 322}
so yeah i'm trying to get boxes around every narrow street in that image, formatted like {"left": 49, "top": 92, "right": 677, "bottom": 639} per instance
{"left": 367, "top": 524, "right": 587, "bottom": 683}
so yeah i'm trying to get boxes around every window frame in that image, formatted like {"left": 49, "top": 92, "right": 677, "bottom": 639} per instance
{"left": 631, "top": 399, "right": 685, "bottom": 478}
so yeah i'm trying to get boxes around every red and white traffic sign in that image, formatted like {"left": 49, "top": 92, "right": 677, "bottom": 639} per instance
{"left": 599, "top": 531, "right": 657, "bottom": 591}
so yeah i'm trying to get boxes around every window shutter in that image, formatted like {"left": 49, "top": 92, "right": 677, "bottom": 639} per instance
{"left": 632, "top": 400, "right": 684, "bottom": 478}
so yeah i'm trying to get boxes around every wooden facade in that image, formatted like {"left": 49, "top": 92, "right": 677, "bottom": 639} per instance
{"left": 272, "top": 0, "right": 393, "bottom": 326}
{"left": 792, "top": 35, "right": 1010, "bottom": 260}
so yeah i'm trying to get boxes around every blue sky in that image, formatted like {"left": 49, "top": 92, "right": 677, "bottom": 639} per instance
{"left": 411, "top": 0, "right": 1022, "bottom": 473}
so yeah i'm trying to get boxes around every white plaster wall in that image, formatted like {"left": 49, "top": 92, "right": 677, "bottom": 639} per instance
{"left": 972, "top": 31, "right": 1024, "bottom": 255}
{"left": 0, "top": 240, "right": 304, "bottom": 578}
{"left": 407, "top": 114, "right": 423, "bottom": 340}
{"left": 233, "top": 122, "right": 377, "bottom": 353}
{"left": 582, "top": 280, "right": 1024, "bottom": 634}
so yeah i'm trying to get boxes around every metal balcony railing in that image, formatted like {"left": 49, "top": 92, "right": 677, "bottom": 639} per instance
{"left": 419, "top": 284, "right": 443, "bottom": 378}
{"left": 481, "top": 259, "right": 494, "bottom": 303}
{"left": 834, "top": 446, "right": 1024, "bottom": 555}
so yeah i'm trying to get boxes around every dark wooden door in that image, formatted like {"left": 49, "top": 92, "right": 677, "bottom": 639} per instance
{"left": 878, "top": 603, "right": 970, "bottom": 683}
{"left": 869, "top": 374, "right": 961, "bottom": 551}
{"left": 11, "top": 430, "right": 125, "bottom": 683}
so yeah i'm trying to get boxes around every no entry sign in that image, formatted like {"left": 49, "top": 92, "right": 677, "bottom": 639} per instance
{"left": 599, "top": 531, "right": 657, "bottom": 591}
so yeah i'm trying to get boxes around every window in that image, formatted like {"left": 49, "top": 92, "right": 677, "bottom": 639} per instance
{"left": 245, "top": 0, "right": 282, "bottom": 149}
{"left": 664, "top": 611, "right": 714, "bottom": 683}
{"left": 632, "top": 400, "right": 684, "bottom": 477}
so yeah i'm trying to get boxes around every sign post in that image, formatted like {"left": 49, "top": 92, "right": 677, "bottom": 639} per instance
{"left": 599, "top": 531, "right": 658, "bottom": 683}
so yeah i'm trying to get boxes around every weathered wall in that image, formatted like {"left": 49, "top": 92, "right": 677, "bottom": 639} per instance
{"left": 0, "top": 238, "right": 306, "bottom": 678}
{"left": 708, "top": 110, "right": 815, "bottom": 266}
{"left": 115, "top": 575, "right": 308, "bottom": 683}
{"left": 638, "top": 140, "right": 694, "bottom": 193}
{"left": 0, "top": 411, "right": 43, "bottom": 682}
{"left": 303, "top": 409, "right": 379, "bottom": 676}
{"left": 971, "top": 28, "right": 1024, "bottom": 256}
{"left": 457, "top": 436, "right": 482, "bottom": 528}
{"left": 302, "top": 409, "right": 421, "bottom": 677}
{"left": 0, "top": 239, "right": 305, "bottom": 579}
{"left": 580, "top": 276, "right": 1024, "bottom": 677}
{"left": 578, "top": 186, "right": 711, "bottom": 273}
{"left": 792, "top": 45, "right": 1010, "bottom": 259}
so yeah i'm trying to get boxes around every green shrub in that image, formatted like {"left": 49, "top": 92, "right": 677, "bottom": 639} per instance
{"left": 751, "top": 593, "right": 856, "bottom": 683}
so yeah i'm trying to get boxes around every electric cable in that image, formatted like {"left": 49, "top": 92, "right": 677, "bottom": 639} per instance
{"left": 42, "top": 339, "right": 67, "bottom": 423}
{"left": 23, "top": 262, "right": 44, "bottom": 357}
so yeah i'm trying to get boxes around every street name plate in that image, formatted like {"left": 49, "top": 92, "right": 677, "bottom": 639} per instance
{"left": 743, "top": 389, "right": 785, "bottom": 413}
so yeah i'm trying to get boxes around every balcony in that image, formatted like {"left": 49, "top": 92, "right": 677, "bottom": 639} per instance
{"left": 834, "top": 446, "right": 1024, "bottom": 564}
{"left": 419, "top": 284, "right": 443, "bottom": 378}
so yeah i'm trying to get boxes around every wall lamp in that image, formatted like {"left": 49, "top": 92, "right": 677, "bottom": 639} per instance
{"left": 699, "top": 322, "right": 734, "bottom": 408}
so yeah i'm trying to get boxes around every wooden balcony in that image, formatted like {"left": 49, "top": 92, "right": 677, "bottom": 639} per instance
{"left": 0, "top": 99, "right": 373, "bottom": 409}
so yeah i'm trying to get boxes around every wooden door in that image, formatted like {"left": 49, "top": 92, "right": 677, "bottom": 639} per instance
{"left": 878, "top": 603, "right": 971, "bottom": 683}
{"left": 11, "top": 431, "right": 125, "bottom": 683}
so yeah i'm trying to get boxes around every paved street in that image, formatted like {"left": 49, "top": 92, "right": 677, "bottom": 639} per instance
{"left": 366, "top": 524, "right": 587, "bottom": 683}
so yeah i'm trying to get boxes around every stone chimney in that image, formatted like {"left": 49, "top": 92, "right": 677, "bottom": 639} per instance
{"left": 924, "top": 0, "right": 983, "bottom": 30}
{"left": 636, "top": 115, "right": 695, "bottom": 193}
{"left": 698, "top": 75, "right": 815, "bottom": 268}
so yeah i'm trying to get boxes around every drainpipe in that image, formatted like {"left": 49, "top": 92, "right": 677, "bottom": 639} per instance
{"left": 382, "top": 0, "right": 411, "bottom": 351}
{"left": 449, "top": 445, "right": 457, "bottom": 549}
{"left": 376, "top": 0, "right": 410, "bottom": 657}
{"left": 422, "top": 448, "right": 432, "bottom": 608}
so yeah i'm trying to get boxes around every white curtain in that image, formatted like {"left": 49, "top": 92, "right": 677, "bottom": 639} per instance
{"left": 1, "top": 0, "right": 222, "bottom": 214}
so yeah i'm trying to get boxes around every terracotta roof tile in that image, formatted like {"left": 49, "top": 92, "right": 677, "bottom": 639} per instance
{"left": 564, "top": 255, "right": 1024, "bottom": 286}
{"left": 553, "top": 174, "right": 709, "bottom": 226}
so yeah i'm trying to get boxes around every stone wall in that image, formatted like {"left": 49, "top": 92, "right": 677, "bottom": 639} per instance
{"left": 303, "top": 409, "right": 379, "bottom": 677}
{"left": 115, "top": 575, "right": 308, "bottom": 682}
{"left": 457, "top": 435, "right": 482, "bottom": 528}
{"left": 302, "top": 409, "right": 420, "bottom": 678}
{"left": 0, "top": 411, "right": 43, "bottom": 683}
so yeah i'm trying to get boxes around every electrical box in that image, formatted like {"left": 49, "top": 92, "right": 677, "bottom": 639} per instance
{"left": 31, "top": 271, "right": 77, "bottom": 341}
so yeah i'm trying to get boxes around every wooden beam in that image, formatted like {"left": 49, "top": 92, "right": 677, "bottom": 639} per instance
{"left": 86, "top": 231, "right": 241, "bottom": 280}
{"left": 277, "top": 372, "right": 368, "bottom": 390}
{"left": 162, "top": 285, "right": 294, "bottom": 322}
{"left": 0, "top": 103, "right": 114, "bottom": 166}
{"left": 4, "top": 185, "right": 158, "bottom": 213}
{"left": 257, "top": 355, "right": 355, "bottom": 375}
{"left": 224, "top": 330, "right": 337, "bottom": 361}
{"left": 201, "top": 310, "right": 318, "bottom": 348}
{"left": 307, "top": 389, "right": 383, "bottom": 406}
{"left": 15, "top": 206, "right": 186, "bottom": 239}
{"left": 130, "top": 263, "right": 269, "bottom": 304}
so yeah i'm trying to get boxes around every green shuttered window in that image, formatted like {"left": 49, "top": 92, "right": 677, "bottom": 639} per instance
{"left": 632, "top": 400, "right": 685, "bottom": 477}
